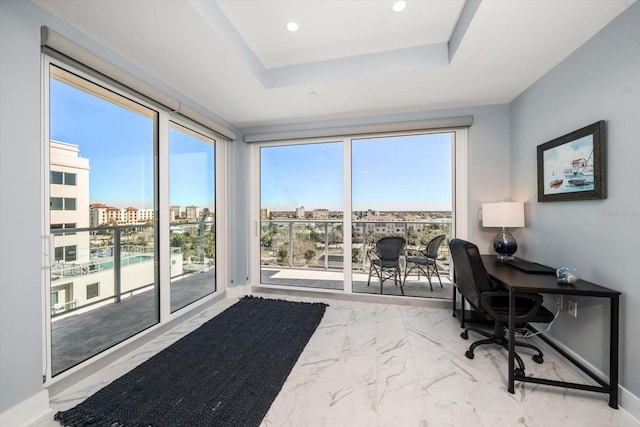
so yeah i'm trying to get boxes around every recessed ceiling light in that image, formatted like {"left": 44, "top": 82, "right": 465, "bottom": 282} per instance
{"left": 286, "top": 22, "right": 299, "bottom": 32}
{"left": 392, "top": 1, "right": 407, "bottom": 13}
{"left": 307, "top": 92, "right": 318, "bottom": 98}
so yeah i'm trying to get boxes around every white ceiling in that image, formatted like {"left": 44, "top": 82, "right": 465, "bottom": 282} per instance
{"left": 35, "top": 0, "right": 635, "bottom": 129}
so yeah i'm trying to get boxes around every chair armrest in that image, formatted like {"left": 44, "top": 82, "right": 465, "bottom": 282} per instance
{"left": 405, "top": 248, "right": 426, "bottom": 258}
{"left": 366, "top": 246, "right": 379, "bottom": 261}
{"left": 480, "top": 291, "right": 544, "bottom": 321}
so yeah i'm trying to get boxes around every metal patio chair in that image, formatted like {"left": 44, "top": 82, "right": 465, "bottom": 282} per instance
{"left": 366, "top": 236, "right": 406, "bottom": 294}
{"left": 403, "top": 234, "right": 446, "bottom": 291}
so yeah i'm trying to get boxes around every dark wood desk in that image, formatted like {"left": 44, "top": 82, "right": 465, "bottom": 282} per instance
{"left": 479, "top": 255, "right": 621, "bottom": 408}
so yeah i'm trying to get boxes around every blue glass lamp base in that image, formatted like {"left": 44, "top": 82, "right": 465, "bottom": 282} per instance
{"left": 493, "top": 228, "right": 517, "bottom": 261}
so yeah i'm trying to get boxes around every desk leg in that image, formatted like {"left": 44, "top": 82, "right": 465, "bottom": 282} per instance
{"left": 508, "top": 288, "right": 516, "bottom": 394}
{"left": 609, "top": 294, "right": 619, "bottom": 409}
{"left": 452, "top": 285, "right": 457, "bottom": 317}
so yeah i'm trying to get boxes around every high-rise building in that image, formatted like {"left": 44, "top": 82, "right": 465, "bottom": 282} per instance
{"left": 170, "top": 205, "right": 181, "bottom": 219}
{"left": 186, "top": 205, "right": 199, "bottom": 219}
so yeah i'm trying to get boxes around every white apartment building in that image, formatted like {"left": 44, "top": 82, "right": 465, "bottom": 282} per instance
{"left": 137, "top": 208, "right": 154, "bottom": 223}
{"left": 90, "top": 205, "right": 154, "bottom": 226}
{"left": 89, "top": 203, "right": 108, "bottom": 227}
{"left": 50, "top": 140, "right": 91, "bottom": 312}
{"left": 125, "top": 207, "right": 138, "bottom": 224}
{"left": 50, "top": 140, "right": 90, "bottom": 265}
{"left": 170, "top": 205, "right": 181, "bottom": 219}
{"left": 312, "top": 209, "right": 329, "bottom": 219}
{"left": 185, "top": 205, "right": 199, "bottom": 219}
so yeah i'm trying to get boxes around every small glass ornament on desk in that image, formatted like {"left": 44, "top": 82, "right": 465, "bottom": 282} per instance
{"left": 556, "top": 266, "right": 579, "bottom": 284}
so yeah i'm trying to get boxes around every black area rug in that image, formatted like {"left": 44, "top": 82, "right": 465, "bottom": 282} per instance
{"left": 55, "top": 296, "right": 328, "bottom": 427}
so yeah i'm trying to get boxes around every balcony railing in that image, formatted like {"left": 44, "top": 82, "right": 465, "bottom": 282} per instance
{"left": 261, "top": 218, "right": 451, "bottom": 269}
{"left": 50, "top": 221, "right": 216, "bottom": 376}
{"left": 50, "top": 221, "right": 215, "bottom": 317}
{"left": 260, "top": 218, "right": 452, "bottom": 297}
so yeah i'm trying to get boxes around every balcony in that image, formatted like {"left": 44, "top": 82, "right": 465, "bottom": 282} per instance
{"left": 50, "top": 222, "right": 216, "bottom": 376}
{"left": 260, "top": 219, "right": 453, "bottom": 299}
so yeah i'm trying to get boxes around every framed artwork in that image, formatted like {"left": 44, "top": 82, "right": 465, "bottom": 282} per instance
{"left": 537, "top": 120, "right": 607, "bottom": 202}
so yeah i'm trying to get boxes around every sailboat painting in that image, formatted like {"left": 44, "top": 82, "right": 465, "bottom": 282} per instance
{"left": 544, "top": 134, "right": 594, "bottom": 194}
{"left": 537, "top": 121, "right": 606, "bottom": 202}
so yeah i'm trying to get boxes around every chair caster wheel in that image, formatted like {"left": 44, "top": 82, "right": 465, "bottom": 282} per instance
{"left": 460, "top": 331, "right": 468, "bottom": 339}
{"left": 465, "top": 350, "right": 474, "bottom": 359}
{"left": 532, "top": 354, "right": 544, "bottom": 364}
{"left": 514, "top": 368, "right": 525, "bottom": 377}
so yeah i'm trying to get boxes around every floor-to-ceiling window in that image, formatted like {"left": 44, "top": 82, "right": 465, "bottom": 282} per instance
{"left": 45, "top": 57, "right": 225, "bottom": 378}
{"left": 169, "top": 122, "right": 216, "bottom": 312}
{"left": 252, "top": 130, "right": 460, "bottom": 299}
{"left": 47, "top": 63, "right": 159, "bottom": 375}
{"left": 259, "top": 141, "right": 344, "bottom": 290}
{"left": 351, "top": 133, "right": 453, "bottom": 298}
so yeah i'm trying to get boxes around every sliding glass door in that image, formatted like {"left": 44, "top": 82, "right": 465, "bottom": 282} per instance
{"left": 351, "top": 133, "right": 453, "bottom": 298}
{"left": 169, "top": 123, "right": 216, "bottom": 312}
{"left": 45, "top": 59, "right": 226, "bottom": 379}
{"left": 259, "top": 142, "right": 344, "bottom": 290}
{"left": 253, "top": 131, "right": 458, "bottom": 299}
{"left": 48, "top": 64, "right": 159, "bottom": 375}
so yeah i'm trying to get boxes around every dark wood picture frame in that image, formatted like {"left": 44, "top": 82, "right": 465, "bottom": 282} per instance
{"left": 537, "top": 120, "right": 606, "bottom": 202}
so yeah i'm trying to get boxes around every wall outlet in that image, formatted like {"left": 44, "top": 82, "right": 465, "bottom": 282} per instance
{"left": 568, "top": 299, "right": 578, "bottom": 317}
{"left": 555, "top": 295, "right": 563, "bottom": 309}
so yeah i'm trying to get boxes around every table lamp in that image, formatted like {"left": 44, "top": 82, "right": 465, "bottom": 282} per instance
{"left": 482, "top": 201, "right": 525, "bottom": 260}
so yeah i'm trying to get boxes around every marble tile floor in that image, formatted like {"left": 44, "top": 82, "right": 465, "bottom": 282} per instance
{"left": 30, "top": 294, "right": 638, "bottom": 427}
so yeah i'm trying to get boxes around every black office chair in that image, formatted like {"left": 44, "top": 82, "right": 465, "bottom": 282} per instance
{"left": 367, "top": 236, "right": 406, "bottom": 294}
{"left": 404, "top": 234, "right": 446, "bottom": 291}
{"left": 449, "top": 238, "right": 555, "bottom": 375}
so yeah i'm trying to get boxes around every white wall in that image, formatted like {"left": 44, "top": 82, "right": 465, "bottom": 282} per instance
{"left": 0, "top": 1, "right": 51, "bottom": 424}
{"left": 233, "top": 104, "right": 511, "bottom": 285}
{"left": 0, "top": 1, "right": 237, "bottom": 424}
{"left": 510, "top": 0, "right": 640, "bottom": 405}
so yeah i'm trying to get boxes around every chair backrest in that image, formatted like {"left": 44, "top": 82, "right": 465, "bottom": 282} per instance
{"left": 426, "top": 234, "right": 446, "bottom": 258}
{"left": 448, "top": 238, "right": 494, "bottom": 311}
{"left": 376, "top": 236, "right": 406, "bottom": 261}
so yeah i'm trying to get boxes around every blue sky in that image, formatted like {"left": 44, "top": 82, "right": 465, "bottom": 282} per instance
{"left": 51, "top": 74, "right": 450, "bottom": 213}
{"left": 50, "top": 77, "right": 214, "bottom": 210}
{"left": 169, "top": 127, "right": 215, "bottom": 209}
{"left": 261, "top": 133, "right": 452, "bottom": 211}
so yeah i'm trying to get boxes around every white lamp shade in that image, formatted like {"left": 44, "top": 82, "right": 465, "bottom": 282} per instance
{"left": 482, "top": 202, "right": 525, "bottom": 228}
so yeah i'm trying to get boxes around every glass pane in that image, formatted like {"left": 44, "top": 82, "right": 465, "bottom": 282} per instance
{"left": 64, "top": 198, "right": 76, "bottom": 210}
{"left": 86, "top": 283, "right": 99, "bottom": 299}
{"left": 51, "top": 197, "right": 63, "bottom": 210}
{"left": 64, "top": 245, "right": 77, "bottom": 262}
{"left": 351, "top": 133, "right": 453, "bottom": 298}
{"left": 65, "top": 173, "right": 76, "bottom": 186}
{"left": 51, "top": 171, "right": 63, "bottom": 184}
{"left": 48, "top": 64, "right": 158, "bottom": 376}
{"left": 169, "top": 122, "right": 216, "bottom": 312}
{"left": 260, "top": 142, "right": 344, "bottom": 290}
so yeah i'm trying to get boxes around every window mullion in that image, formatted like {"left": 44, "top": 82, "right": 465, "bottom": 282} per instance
{"left": 343, "top": 138, "right": 353, "bottom": 293}
{"left": 158, "top": 112, "right": 171, "bottom": 321}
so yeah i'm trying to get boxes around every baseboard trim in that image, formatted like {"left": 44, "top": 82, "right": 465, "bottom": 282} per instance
{"left": 528, "top": 329, "right": 640, "bottom": 422}
{"left": 252, "top": 284, "right": 452, "bottom": 309}
{"left": 0, "top": 389, "right": 50, "bottom": 427}
{"left": 619, "top": 387, "right": 640, "bottom": 424}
